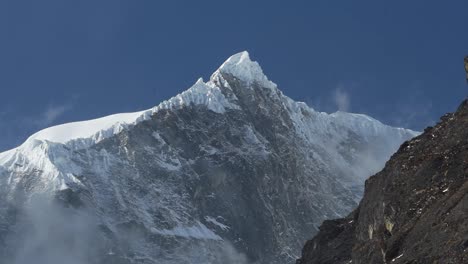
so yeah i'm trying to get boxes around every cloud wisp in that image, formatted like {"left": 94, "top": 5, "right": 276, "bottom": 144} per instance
{"left": 0, "top": 102, "right": 75, "bottom": 152}
{"left": 34, "top": 104, "right": 73, "bottom": 127}
{"left": 333, "top": 87, "right": 351, "bottom": 112}
{"left": 306, "top": 84, "right": 353, "bottom": 113}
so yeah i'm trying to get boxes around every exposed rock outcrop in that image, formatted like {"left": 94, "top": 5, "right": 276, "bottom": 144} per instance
{"left": 297, "top": 100, "right": 468, "bottom": 264}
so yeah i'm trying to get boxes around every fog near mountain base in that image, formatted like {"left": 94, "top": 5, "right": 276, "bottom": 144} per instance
{"left": 336, "top": 138, "right": 410, "bottom": 202}
{"left": 2, "top": 193, "right": 250, "bottom": 264}
{"left": 353, "top": 147, "right": 391, "bottom": 182}
{"left": 216, "top": 243, "right": 249, "bottom": 264}
{"left": 7, "top": 196, "right": 103, "bottom": 264}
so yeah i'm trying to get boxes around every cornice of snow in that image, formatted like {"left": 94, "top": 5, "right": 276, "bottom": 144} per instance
{"left": 25, "top": 111, "right": 149, "bottom": 145}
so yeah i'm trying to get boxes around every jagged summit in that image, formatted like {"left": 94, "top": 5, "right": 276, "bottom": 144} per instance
{"left": 0, "top": 49, "right": 418, "bottom": 176}
{"left": 11, "top": 52, "right": 272, "bottom": 149}
{"left": 221, "top": 51, "right": 251, "bottom": 65}
{"left": 211, "top": 51, "right": 276, "bottom": 89}
{"left": 154, "top": 75, "right": 239, "bottom": 114}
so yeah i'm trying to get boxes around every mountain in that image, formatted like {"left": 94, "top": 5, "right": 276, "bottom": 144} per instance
{"left": 296, "top": 100, "right": 468, "bottom": 264}
{"left": 0, "top": 51, "right": 417, "bottom": 264}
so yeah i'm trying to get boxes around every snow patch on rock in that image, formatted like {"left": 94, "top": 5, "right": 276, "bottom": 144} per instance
{"left": 155, "top": 77, "right": 239, "bottom": 114}
{"left": 151, "top": 221, "right": 222, "bottom": 240}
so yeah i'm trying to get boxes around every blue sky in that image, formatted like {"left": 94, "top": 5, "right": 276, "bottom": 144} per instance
{"left": 1, "top": 0, "right": 467, "bottom": 151}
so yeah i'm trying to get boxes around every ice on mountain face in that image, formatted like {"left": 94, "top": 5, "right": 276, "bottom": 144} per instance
{"left": 151, "top": 221, "right": 222, "bottom": 240}
{"left": 11, "top": 51, "right": 275, "bottom": 150}
{"left": 205, "top": 216, "right": 230, "bottom": 231}
{"left": 155, "top": 77, "right": 240, "bottom": 114}
{"left": 17, "top": 83, "right": 237, "bottom": 150}
{"left": 329, "top": 111, "right": 420, "bottom": 140}
{"left": 212, "top": 51, "right": 277, "bottom": 89}
{"left": 26, "top": 111, "right": 149, "bottom": 145}
{"left": 0, "top": 140, "right": 85, "bottom": 192}
{"left": 0, "top": 49, "right": 418, "bottom": 198}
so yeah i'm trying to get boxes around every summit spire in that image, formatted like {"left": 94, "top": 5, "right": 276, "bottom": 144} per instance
{"left": 211, "top": 51, "right": 276, "bottom": 89}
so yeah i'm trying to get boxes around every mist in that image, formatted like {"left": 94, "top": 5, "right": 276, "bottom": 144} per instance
{"left": 5, "top": 195, "right": 103, "bottom": 264}
{"left": 0, "top": 192, "right": 250, "bottom": 264}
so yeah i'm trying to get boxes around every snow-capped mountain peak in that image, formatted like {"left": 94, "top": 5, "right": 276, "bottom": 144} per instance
{"left": 211, "top": 51, "right": 277, "bottom": 89}
{"left": 0, "top": 51, "right": 418, "bottom": 264}
{"left": 154, "top": 76, "right": 239, "bottom": 115}
{"left": 15, "top": 51, "right": 273, "bottom": 149}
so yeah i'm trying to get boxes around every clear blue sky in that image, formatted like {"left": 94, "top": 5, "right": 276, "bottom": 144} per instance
{"left": 1, "top": 0, "right": 467, "bottom": 151}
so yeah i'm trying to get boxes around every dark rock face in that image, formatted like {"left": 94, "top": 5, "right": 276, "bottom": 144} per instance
{"left": 297, "top": 217, "right": 356, "bottom": 264}
{"left": 297, "top": 100, "right": 468, "bottom": 264}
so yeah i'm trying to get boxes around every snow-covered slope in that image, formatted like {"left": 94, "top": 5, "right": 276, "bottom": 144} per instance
{"left": 7, "top": 53, "right": 256, "bottom": 151}
{"left": 0, "top": 51, "right": 418, "bottom": 264}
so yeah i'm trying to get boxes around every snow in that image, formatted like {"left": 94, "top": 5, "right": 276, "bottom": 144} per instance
{"left": 0, "top": 149, "right": 16, "bottom": 167}
{"left": 0, "top": 51, "right": 422, "bottom": 263}
{"left": 282, "top": 94, "right": 418, "bottom": 186}
{"left": 151, "top": 221, "right": 222, "bottom": 240}
{"left": 2, "top": 51, "right": 277, "bottom": 151}
{"left": 20, "top": 78, "right": 240, "bottom": 148}
{"left": 330, "top": 111, "right": 419, "bottom": 140}
{"left": 212, "top": 51, "right": 277, "bottom": 89}
{"left": 0, "top": 50, "right": 418, "bottom": 195}
{"left": 155, "top": 77, "right": 239, "bottom": 114}
{"left": 0, "top": 141, "right": 83, "bottom": 191}
{"left": 0, "top": 50, "right": 418, "bottom": 155}
{"left": 205, "top": 216, "right": 230, "bottom": 231}
{"left": 391, "top": 254, "right": 404, "bottom": 262}
{"left": 243, "top": 126, "right": 262, "bottom": 145}
{"left": 26, "top": 111, "right": 149, "bottom": 145}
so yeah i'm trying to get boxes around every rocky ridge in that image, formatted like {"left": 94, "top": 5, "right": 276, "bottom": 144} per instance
{"left": 297, "top": 100, "right": 468, "bottom": 264}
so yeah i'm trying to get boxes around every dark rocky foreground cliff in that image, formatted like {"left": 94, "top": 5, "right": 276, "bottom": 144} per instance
{"left": 297, "top": 100, "right": 468, "bottom": 264}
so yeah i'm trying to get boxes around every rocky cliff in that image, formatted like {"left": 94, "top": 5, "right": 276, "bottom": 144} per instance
{"left": 297, "top": 100, "right": 468, "bottom": 264}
